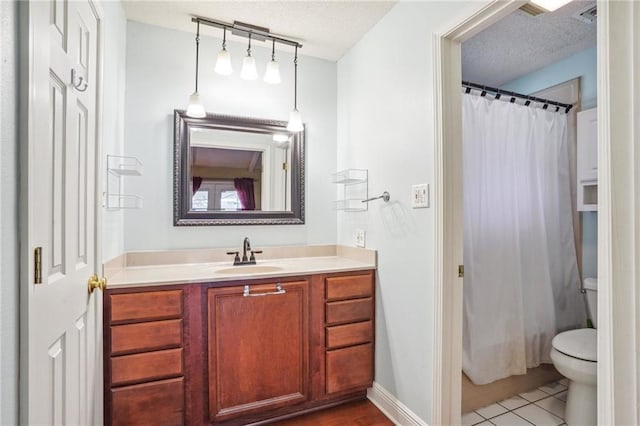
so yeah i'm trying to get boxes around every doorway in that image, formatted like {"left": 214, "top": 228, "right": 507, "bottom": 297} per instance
{"left": 459, "top": 7, "right": 594, "bottom": 419}
{"left": 431, "top": 1, "right": 633, "bottom": 425}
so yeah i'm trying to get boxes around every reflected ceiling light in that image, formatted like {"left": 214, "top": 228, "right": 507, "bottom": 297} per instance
{"left": 240, "top": 33, "right": 258, "bottom": 80}
{"left": 264, "top": 40, "right": 281, "bottom": 84}
{"left": 529, "top": 0, "right": 572, "bottom": 12}
{"left": 287, "top": 46, "right": 303, "bottom": 132}
{"left": 186, "top": 21, "right": 206, "bottom": 118}
{"left": 214, "top": 27, "right": 232, "bottom": 75}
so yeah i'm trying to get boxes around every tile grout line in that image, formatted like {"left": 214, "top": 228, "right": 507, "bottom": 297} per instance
{"left": 470, "top": 392, "right": 567, "bottom": 425}
{"left": 510, "top": 408, "right": 538, "bottom": 425}
{"left": 466, "top": 380, "right": 567, "bottom": 426}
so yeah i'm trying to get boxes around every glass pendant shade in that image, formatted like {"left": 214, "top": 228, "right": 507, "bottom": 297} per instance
{"left": 214, "top": 48, "right": 232, "bottom": 75}
{"left": 240, "top": 55, "right": 258, "bottom": 80}
{"left": 186, "top": 92, "right": 206, "bottom": 118}
{"left": 263, "top": 60, "right": 281, "bottom": 84}
{"left": 287, "top": 109, "right": 303, "bottom": 132}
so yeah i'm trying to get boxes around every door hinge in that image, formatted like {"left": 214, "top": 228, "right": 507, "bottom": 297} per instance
{"left": 458, "top": 265, "right": 464, "bottom": 278}
{"left": 282, "top": 162, "right": 289, "bottom": 171}
{"left": 34, "top": 247, "right": 43, "bottom": 284}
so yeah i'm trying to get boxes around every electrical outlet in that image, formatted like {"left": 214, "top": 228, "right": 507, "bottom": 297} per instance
{"left": 411, "top": 184, "right": 429, "bottom": 208}
{"left": 355, "top": 229, "right": 366, "bottom": 248}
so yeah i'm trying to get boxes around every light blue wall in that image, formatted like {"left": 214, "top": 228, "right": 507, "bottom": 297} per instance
{"left": 102, "top": 0, "right": 128, "bottom": 261}
{"left": 501, "top": 46, "right": 597, "bottom": 109}
{"left": 123, "top": 22, "right": 337, "bottom": 251}
{"left": 501, "top": 46, "right": 597, "bottom": 279}
{"left": 337, "top": 1, "right": 487, "bottom": 421}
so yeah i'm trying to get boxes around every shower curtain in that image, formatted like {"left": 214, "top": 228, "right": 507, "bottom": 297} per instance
{"left": 462, "top": 93, "right": 586, "bottom": 385}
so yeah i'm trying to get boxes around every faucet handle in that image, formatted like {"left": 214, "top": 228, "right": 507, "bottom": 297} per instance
{"left": 249, "top": 250, "right": 262, "bottom": 262}
{"left": 226, "top": 251, "right": 240, "bottom": 265}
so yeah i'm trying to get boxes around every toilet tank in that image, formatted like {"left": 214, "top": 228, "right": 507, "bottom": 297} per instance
{"left": 584, "top": 278, "right": 598, "bottom": 328}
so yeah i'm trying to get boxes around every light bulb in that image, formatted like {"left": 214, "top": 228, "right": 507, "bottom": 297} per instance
{"left": 287, "top": 109, "right": 303, "bottom": 132}
{"left": 264, "top": 60, "right": 281, "bottom": 84}
{"left": 241, "top": 55, "right": 258, "bottom": 80}
{"left": 214, "top": 48, "right": 232, "bottom": 75}
{"left": 186, "top": 92, "right": 206, "bottom": 118}
{"left": 273, "top": 134, "right": 289, "bottom": 142}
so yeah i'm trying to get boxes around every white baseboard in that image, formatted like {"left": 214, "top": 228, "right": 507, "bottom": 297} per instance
{"left": 367, "top": 382, "right": 428, "bottom": 426}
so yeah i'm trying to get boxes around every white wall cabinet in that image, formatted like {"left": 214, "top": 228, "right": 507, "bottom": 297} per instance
{"left": 577, "top": 108, "right": 598, "bottom": 211}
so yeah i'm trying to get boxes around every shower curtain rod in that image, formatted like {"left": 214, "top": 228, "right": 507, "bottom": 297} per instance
{"left": 462, "top": 81, "right": 573, "bottom": 113}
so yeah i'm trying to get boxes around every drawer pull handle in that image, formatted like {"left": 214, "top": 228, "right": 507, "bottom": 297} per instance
{"left": 243, "top": 283, "right": 286, "bottom": 297}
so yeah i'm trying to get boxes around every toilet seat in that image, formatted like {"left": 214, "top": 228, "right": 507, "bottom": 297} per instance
{"left": 552, "top": 328, "right": 597, "bottom": 362}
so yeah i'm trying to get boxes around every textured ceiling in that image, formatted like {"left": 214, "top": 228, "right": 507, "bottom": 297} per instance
{"left": 122, "top": 1, "right": 397, "bottom": 61}
{"left": 462, "top": 0, "right": 596, "bottom": 88}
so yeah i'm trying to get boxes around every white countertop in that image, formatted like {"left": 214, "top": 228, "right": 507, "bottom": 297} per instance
{"left": 107, "top": 252, "right": 376, "bottom": 289}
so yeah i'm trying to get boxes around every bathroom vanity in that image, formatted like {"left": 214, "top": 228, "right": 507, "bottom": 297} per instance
{"left": 102, "top": 247, "right": 375, "bottom": 425}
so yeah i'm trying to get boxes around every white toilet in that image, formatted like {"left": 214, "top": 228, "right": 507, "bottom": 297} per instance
{"left": 550, "top": 278, "right": 597, "bottom": 426}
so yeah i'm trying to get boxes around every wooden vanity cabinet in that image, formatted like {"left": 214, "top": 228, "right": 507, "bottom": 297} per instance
{"left": 104, "top": 270, "right": 375, "bottom": 425}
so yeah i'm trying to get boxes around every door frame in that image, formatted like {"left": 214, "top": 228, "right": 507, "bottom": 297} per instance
{"left": 432, "top": 1, "right": 628, "bottom": 425}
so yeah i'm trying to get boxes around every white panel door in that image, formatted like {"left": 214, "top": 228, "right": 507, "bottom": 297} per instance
{"left": 21, "top": 0, "right": 103, "bottom": 424}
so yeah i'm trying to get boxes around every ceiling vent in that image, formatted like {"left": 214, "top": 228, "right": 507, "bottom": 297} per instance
{"left": 573, "top": 5, "right": 597, "bottom": 24}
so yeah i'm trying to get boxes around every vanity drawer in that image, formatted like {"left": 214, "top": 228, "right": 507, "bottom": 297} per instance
{"left": 326, "top": 298, "right": 373, "bottom": 325}
{"left": 325, "top": 274, "right": 373, "bottom": 301}
{"left": 111, "top": 348, "right": 183, "bottom": 386}
{"left": 111, "top": 319, "right": 182, "bottom": 355}
{"left": 111, "top": 377, "right": 184, "bottom": 426}
{"left": 326, "top": 343, "right": 373, "bottom": 394}
{"left": 326, "top": 320, "right": 373, "bottom": 349}
{"left": 109, "top": 289, "right": 183, "bottom": 323}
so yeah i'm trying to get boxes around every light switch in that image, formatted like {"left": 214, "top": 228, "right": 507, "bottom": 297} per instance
{"left": 355, "top": 228, "right": 366, "bottom": 248}
{"left": 411, "top": 184, "right": 429, "bottom": 208}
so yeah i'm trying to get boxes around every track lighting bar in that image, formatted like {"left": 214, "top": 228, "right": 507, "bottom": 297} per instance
{"left": 191, "top": 16, "right": 303, "bottom": 49}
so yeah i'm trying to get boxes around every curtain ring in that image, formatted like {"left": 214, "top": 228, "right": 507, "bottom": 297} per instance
{"left": 71, "top": 68, "right": 88, "bottom": 92}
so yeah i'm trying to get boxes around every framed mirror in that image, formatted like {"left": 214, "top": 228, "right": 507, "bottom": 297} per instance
{"left": 174, "top": 110, "right": 305, "bottom": 225}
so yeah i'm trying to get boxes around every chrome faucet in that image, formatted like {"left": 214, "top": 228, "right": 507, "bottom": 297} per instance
{"left": 242, "top": 237, "right": 251, "bottom": 263}
{"left": 226, "top": 237, "right": 262, "bottom": 266}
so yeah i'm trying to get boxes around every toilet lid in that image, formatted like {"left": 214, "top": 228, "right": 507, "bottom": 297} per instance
{"left": 552, "top": 329, "right": 597, "bottom": 362}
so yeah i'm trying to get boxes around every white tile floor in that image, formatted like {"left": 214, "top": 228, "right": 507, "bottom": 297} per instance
{"left": 462, "top": 379, "right": 569, "bottom": 426}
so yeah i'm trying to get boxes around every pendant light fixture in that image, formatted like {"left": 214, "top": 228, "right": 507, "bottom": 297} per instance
{"left": 240, "top": 33, "right": 258, "bottom": 80}
{"left": 187, "top": 16, "right": 304, "bottom": 129}
{"left": 214, "top": 27, "right": 232, "bottom": 75}
{"left": 186, "top": 21, "right": 206, "bottom": 118}
{"left": 263, "top": 39, "right": 281, "bottom": 84}
{"left": 287, "top": 45, "right": 303, "bottom": 132}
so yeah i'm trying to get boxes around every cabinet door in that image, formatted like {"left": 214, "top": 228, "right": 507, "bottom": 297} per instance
{"left": 577, "top": 108, "right": 598, "bottom": 182}
{"left": 208, "top": 281, "right": 309, "bottom": 423}
{"left": 577, "top": 108, "right": 598, "bottom": 210}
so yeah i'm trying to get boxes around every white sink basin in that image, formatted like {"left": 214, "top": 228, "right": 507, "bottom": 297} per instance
{"left": 215, "top": 265, "right": 284, "bottom": 275}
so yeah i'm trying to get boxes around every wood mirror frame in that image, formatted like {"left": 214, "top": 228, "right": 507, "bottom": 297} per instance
{"left": 173, "top": 110, "right": 305, "bottom": 226}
